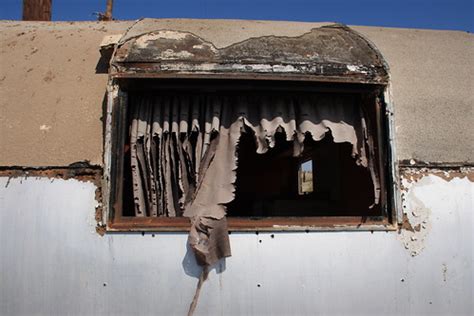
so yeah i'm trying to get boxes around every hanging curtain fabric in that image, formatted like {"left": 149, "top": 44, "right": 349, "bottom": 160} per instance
{"left": 129, "top": 92, "right": 380, "bottom": 266}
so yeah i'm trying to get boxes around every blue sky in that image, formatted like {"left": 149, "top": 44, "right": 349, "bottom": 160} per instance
{"left": 1, "top": 0, "right": 472, "bottom": 32}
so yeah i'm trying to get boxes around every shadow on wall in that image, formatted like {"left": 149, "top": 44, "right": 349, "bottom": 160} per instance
{"left": 96, "top": 54, "right": 111, "bottom": 74}
{"left": 182, "top": 242, "right": 226, "bottom": 279}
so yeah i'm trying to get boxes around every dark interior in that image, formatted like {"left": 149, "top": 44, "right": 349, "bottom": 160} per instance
{"left": 226, "top": 130, "right": 380, "bottom": 217}
{"left": 120, "top": 80, "right": 385, "bottom": 218}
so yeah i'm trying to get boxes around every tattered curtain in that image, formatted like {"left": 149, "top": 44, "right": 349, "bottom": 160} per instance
{"left": 129, "top": 92, "right": 379, "bottom": 266}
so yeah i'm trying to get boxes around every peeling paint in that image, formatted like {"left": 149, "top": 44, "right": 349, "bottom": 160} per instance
{"left": 160, "top": 48, "right": 194, "bottom": 59}
{"left": 112, "top": 26, "right": 388, "bottom": 83}
{"left": 346, "top": 64, "right": 368, "bottom": 74}
{"left": 398, "top": 186, "right": 431, "bottom": 257}
{"left": 401, "top": 167, "right": 474, "bottom": 184}
{"left": 136, "top": 30, "right": 189, "bottom": 42}
{"left": 397, "top": 167, "right": 474, "bottom": 256}
{"left": 119, "top": 30, "right": 218, "bottom": 63}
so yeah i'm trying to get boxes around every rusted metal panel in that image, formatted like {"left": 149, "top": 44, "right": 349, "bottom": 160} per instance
{"left": 111, "top": 25, "right": 388, "bottom": 84}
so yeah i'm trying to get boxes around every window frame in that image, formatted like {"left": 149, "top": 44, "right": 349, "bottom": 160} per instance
{"left": 103, "top": 79, "right": 400, "bottom": 232}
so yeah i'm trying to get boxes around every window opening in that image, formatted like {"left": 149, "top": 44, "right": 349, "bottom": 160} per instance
{"left": 299, "top": 159, "right": 314, "bottom": 195}
{"left": 105, "top": 80, "right": 392, "bottom": 265}
{"left": 115, "top": 82, "right": 384, "bottom": 223}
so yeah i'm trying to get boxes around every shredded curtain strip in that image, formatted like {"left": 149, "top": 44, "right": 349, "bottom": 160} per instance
{"left": 129, "top": 93, "right": 380, "bottom": 266}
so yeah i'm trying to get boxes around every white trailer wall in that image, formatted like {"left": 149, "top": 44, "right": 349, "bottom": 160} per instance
{"left": 1, "top": 173, "right": 472, "bottom": 316}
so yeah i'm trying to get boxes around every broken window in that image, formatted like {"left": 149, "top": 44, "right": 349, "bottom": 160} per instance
{"left": 108, "top": 80, "right": 389, "bottom": 266}
{"left": 103, "top": 23, "right": 395, "bottom": 267}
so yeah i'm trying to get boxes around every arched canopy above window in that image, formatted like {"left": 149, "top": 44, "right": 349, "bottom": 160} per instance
{"left": 110, "top": 23, "right": 388, "bottom": 84}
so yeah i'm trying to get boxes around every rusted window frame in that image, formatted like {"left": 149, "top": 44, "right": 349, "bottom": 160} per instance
{"left": 103, "top": 78, "right": 400, "bottom": 232}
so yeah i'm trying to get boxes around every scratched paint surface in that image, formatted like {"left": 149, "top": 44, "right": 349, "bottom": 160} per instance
{"left": 0, "top": 174, "right": 472, "bottom": 315}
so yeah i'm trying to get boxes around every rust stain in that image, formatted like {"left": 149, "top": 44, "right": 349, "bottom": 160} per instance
{"left": 430, "top": 169, "right": 474, "bottom": 182}
{"left": 94, "top": 175, "right": 105, "bottom": 236}
{"left": 0, "top": 165, "right": 100, "bottom": 182}
{"left": 399, "top": 213, "right": 415, "bottom": 233}
{"left": 96, "top": 225, "right": 106, "bottom": 236}
{"left": 400, "top": 167, "right": 474, "bottom": 184}
{"left": 397, "top": 167, "right": 459, "bottom": 256}
{"left": 398, "top": 166, "right": 473, "bottom": 254}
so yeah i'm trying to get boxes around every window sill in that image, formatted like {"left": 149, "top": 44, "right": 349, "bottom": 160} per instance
{"left": 107, "top": 216, "right": 396, "bottom": 232}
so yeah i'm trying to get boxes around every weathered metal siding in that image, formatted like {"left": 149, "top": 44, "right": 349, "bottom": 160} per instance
{"left": 1, "top": 173, "right": 472, "bottom": 315}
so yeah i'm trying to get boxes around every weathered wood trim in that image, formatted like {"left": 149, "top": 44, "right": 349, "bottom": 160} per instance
{"left": 108, "top": 216, "right": 395, "bottom": 232}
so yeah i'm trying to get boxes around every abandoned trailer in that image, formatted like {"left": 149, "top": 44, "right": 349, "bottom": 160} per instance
{"left": 0, "top": 18, "right": 472, "bottom": 315}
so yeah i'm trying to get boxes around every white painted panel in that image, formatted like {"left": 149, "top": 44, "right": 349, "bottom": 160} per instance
{"left": 0, "top": 175, "right": 472, "bottom": 316}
